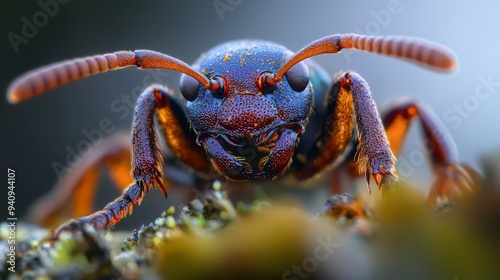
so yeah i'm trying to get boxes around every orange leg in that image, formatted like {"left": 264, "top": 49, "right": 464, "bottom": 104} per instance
{"left": 381, "top": 99, "right": 480, "bottom": 203}
{"left": 27, "top": 133, "right": 133, "bottom": 228}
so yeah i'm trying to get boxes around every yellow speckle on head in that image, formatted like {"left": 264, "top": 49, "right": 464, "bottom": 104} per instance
{"left": 224, "top": 53, "right": 231, "bottom": 63}
{"left": 254, "top": 123, "right": 258, "bottom": 127}
{"left": 203, "top": 69, "right": 214, "bottom": 76}
{"left": 239, "top": 57, "right": 246, "bottom": 66}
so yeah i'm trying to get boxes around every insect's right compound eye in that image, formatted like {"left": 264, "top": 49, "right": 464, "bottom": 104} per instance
{"left": 180, "top": 74, "right": 201, "bottom": 101}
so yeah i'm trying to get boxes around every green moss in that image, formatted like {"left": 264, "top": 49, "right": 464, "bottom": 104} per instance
{"left": 3, "top": 175, "right": 500, "bottom": 280}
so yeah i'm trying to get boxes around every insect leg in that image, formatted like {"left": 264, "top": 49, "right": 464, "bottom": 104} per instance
{"left": 53, "top": 85, "right": 187, "bottom": 233}
{"left": 380, "top": 99, "right": 480, "bottom": 203}
{"left": 297, "top": 72, "right": 398, "bottom": 193}
{"left": 27, "top": 132, "right": 132, "bottom": 229}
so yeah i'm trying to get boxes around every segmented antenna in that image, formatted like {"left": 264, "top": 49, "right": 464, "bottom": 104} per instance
{"left": 270, "top": 33, "right": 457, "bottom": 84}
{"left": 7, "top": 50, "right": 218, "bottom": 103}
{"left": 7, "top": 34, "right": 457, "bottom": 103}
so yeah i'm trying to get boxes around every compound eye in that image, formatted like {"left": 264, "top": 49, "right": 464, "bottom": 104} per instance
{"left": 284, "top": 54, "right": 309, "bottom": 92}
{"left": 285, "top": 61, "right": 309, "bottom": 92}
{"left": 180, "top": 74, "right": 200, "bottom": 101}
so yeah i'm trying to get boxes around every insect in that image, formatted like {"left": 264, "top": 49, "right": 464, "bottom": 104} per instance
{"left": 8, "top": 33, "right": 476, "bottom": 233}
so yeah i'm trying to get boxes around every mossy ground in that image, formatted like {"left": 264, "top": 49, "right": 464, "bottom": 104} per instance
{"left": 2, "top": 160, "right": 500, "bottom": 280}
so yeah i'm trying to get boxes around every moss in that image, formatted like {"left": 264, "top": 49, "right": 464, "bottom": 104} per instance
{"left": 2, "top": 174, "right": 500, "bottom": 279}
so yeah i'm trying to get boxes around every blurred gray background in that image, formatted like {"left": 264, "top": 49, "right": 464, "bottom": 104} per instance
{"left": 1, "top": 0, "right": 499, "bottom": 227}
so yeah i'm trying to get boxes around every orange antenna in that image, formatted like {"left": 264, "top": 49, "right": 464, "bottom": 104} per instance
{"left": 267, "top": 33, "right": 457, "bottom": 86}
{"left": 7, "top": 50, "right": 219, "bottom": 103}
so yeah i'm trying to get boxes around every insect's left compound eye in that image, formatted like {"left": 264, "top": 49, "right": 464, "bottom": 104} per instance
{"left": 180, "top": 74, "right": 201, "bottom": 101}
{"left": 284, "top": 54, "right": 309, "bottom": 92}
{"left": 285, "top": 61, "right": 309, "bottom": 92}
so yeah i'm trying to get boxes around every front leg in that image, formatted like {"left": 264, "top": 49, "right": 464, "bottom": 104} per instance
{"left": 55, "top": 86, "right": 179, "bottom": 233}
{"left": 297, "top": 72, "right": 397, "bottom": 192}
{"left": 346, "top": 72, "right": 397, "bottom": 189}
{"left": 130, "top": 86, "right": 167, "bottom": 194}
